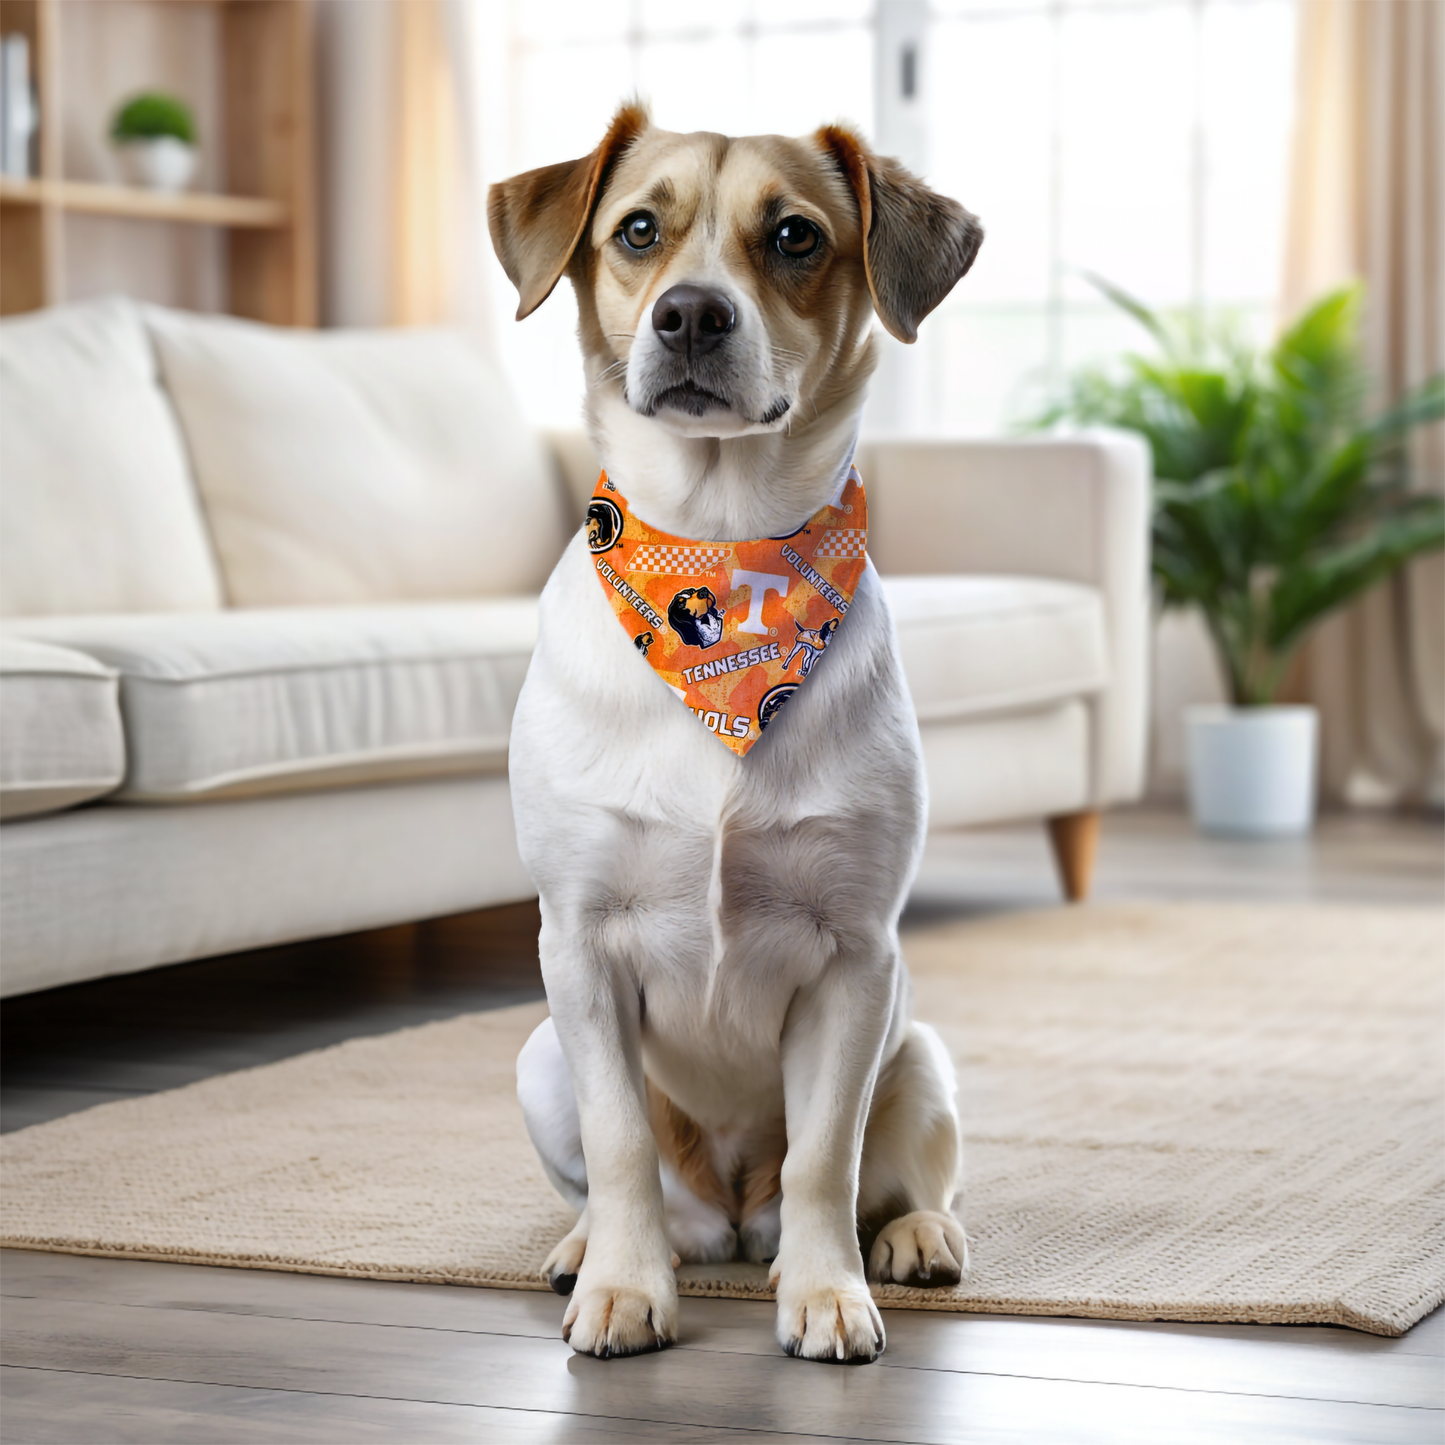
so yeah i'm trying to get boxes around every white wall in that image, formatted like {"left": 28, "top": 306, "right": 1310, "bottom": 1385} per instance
{"left": 1150, "top": 608, "right": 1229, "bottom": 799}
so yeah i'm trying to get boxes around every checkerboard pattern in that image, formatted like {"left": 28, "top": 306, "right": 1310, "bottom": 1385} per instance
{"left": 629, "top": 543, "right": 732, "bottom": 573}
{"left": 812, "top": 529, "right": 867, "bottom": 559}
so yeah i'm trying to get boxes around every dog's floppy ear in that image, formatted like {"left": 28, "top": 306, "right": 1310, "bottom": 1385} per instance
{"left": 817, "top": 125, "right": 983, "bottom": 345}
{"left": 489, "top": 103, "right": 650, "bottom": 321}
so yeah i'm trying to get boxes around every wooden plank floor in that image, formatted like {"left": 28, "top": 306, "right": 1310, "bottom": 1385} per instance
{"left": 3, "top": 806, "right": 1442, "bottom": 1443}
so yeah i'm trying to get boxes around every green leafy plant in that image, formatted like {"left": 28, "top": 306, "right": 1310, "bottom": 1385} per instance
{"left": 110, "top": 93, "right": 196, "bottom": 146}
{"left": 1034, "top": 277, "right": 1445, "bottom": 705}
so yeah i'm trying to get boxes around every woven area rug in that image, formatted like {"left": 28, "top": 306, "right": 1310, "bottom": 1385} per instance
{"left": 3, "top": 903, "right": 1441, "bottom": 1336}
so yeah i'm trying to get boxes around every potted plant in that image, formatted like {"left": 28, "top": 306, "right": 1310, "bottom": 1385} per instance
{"left": 1036, "top": 280, "right": 1444, "bottom": 836}
{"left": 110, "top": 92, "right": 197, "bottom": 193}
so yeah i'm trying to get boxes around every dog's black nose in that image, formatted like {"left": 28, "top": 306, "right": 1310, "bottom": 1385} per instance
{"left": 652, "top": 284, "right": 735, "bottom": 356}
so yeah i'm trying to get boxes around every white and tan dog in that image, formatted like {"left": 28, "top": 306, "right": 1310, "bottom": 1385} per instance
{"left": 489, "top": 104, "right": 982, "bottom": 1364}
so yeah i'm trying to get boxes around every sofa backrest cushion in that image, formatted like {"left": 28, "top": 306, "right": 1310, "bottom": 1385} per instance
{"left": 0, "top": 297, "right": 226, "bottom": 617}
{"left": 145, "top": 309, "right": 572, "bottom": 606}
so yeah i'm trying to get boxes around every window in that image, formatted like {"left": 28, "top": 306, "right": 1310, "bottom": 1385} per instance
{"left": 484, "top": 0, "right": 1296, "bottom": 437}
{"left": 922, "top": 0, "right": 1297, "bottom": 433}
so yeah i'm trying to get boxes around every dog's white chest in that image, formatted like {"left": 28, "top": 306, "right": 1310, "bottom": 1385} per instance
{"left": 509, "top": 533, "right": 926, "bottom": 1119}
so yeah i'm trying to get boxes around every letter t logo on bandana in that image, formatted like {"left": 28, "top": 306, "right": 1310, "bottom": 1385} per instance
{"left": 587, "top": 465, "right": 868, "bottom": 756}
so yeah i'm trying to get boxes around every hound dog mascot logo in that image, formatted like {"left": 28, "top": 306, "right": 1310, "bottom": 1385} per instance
{"left": 589, "top": 464, "right": 868, "bottom": 756}
{"left": 784, "top": 617, "right": 840, "bottom": 678}
{"left": 586, "top": 497, "right": 625, "bottom": 554}
{"left": 757, "top": 682, "right": 799, "bottom": 731}
{"left": 668, "top": 587, "right": 725, "bottom": 649}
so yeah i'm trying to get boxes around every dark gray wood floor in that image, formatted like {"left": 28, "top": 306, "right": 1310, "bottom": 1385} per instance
{"left": 3, "top": 807, "right": 1442, "bottom": 1443}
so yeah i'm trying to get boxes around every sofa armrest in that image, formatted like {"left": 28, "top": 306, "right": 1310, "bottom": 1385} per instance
{"left": 861, "top": 431, "right": 1151, "bottom": 809}
{"left": 543, "top": 429, "right": 601, "bottom": 523}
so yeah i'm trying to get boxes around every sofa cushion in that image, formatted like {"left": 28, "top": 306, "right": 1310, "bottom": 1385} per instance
{"left": 0, "top": 297, "right": 225, "bottom": 618}
{"left": 144, "top": 308, "right": 571, "bottom": 607}
{"left": 882, "top": 575, "right": 1109, "bottom": 723}
{"left": 0, "top": 639, "right": 125, "bottom": 820}
{"left": 6, "top": 602, "right": 538, "bottom": 801}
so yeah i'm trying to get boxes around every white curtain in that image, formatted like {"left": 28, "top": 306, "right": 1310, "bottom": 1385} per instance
{"left": 1280, "top": 0, "right": 1445, "bottom": 806}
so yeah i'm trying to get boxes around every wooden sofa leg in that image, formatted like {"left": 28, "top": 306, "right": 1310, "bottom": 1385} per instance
{"left": 1047, "top": 811, "right": 1100, "bottom": 903}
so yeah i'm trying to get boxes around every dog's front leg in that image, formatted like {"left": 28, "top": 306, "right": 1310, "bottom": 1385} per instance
{"left": 771, "top": 953, "right": 896, "bottom": 1363}
{"left": 543, "top": 934, "right": 678, "bottom": 1357}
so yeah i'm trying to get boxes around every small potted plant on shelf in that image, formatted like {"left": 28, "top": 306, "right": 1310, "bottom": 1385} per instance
{"left": 110, "top": 92, "right": 197, "bottom": 193}
{"left": 1035, "top": 279, "right": 1444, "bottom": 836}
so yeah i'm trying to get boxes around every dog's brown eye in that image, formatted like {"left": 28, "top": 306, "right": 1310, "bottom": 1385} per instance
{"left": 774, "top": 217, "right": 820, "bottom": 258}
{"left": 620, "top": 212, "right": 659, "bottom": 251}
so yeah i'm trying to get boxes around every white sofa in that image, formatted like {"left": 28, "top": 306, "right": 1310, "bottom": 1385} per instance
{"left": 0, "top": 297, "right": 1150, "bottom": 998}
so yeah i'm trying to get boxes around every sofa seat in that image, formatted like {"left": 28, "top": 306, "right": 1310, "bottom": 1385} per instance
{"left": 0, "top": 639, "right": 125, "bottom": 820}
{"left": 4, "top": 580, "right": 1108, "bottom": 810}
{"left": 4, "top": 601, "right": 538, "bottom": 802}
{"left": 881, "top": 575, "right": 1109, "bottom": 722}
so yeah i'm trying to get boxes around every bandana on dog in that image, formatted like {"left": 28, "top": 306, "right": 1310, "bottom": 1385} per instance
{"left": 587, "top": 465, "right": 867, "bottom": 755}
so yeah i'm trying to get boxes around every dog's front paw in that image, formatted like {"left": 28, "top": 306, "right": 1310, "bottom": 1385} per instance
{"left": 562, "top": 1273, "right": 678, "bottom": 1358}
{"left": 541, "top": 1226, "right": 588, "bottom": 1296}
{"left": 772, "top": 1271, "right": 884, "bottom": 1363}
{"left": 867, "top": 1209, "right": 968, "bottom": 1288}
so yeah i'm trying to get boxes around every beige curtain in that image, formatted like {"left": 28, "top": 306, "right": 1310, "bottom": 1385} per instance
{"left": 1280, "top": 0, "right": 1445, "bottom": 807}
{"left": 391, "top": 0, "right": 462, "bottom": 326}
{"left": 318, "top": 0, "right": 483, "bottom": 328}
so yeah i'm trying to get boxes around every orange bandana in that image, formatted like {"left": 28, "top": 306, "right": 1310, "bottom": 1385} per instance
{"left": 587, "top": 465, "right": 867, "bottom": 755}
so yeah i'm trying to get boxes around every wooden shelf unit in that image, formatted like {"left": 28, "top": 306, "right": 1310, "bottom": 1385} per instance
{"left": 0, "top": 0, "right": 315, "bottom": 324}
{"left": 0, "top": 176, "right": 288, "bottom": 228}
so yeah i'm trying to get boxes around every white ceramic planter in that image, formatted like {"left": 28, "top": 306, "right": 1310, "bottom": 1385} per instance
{"left": 115, "top": 137, "right": 197, "bottom": 193}
{"left": 1185, "top": 704, "right": 1319, "bottom": 837}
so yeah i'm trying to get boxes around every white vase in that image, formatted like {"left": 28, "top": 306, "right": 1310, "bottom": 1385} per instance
{"left": 115, "top": 137, "right": 197, "bottom": 193}
{"left": 1185, "top": 704, "right": 1319, "bottom": 837}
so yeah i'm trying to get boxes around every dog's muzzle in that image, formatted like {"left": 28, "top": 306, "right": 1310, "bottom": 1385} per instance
{"left": 630, "top": 284, "right": 791, "bottom": 427}
{"left": 640, "top": 284, "right": 738, "bottom": 417}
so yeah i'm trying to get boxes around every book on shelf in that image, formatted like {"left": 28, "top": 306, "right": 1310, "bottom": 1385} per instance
{"left": 1, "top": 32, "right": 37, "bottom": 180}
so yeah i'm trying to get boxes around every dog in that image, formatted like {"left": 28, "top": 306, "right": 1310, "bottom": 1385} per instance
{"left": 784, "top": 616, "right": 841, "bottom": 678}
{"left": 489, "top": 103, "right": 982, "bottom": 1364}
